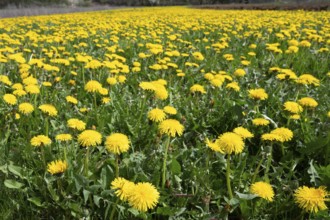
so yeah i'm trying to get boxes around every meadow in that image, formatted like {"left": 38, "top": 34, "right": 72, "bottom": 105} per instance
{"left": 0, "top": 7, "right": 329, "bottom": 219}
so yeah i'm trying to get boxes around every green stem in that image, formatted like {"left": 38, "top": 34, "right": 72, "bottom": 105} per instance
{"left": 226, "top": 155, "right": 233, "bottom": 200}
{"left": 109, "top": 198, "right": 120, "bottom": 220}
{"left": 115, "top": 155, "right": 119, "bottom": 178}
{"left": 161, "top": 136, "right": 171, "bottom": 189}
{"left": 136, "top": 95, "right": 147, "bottom": 128}
{"left": 41, "top": 146, "right": 46, "bottom": 168}
{"left": 251, "top": 155, "right": 264, "bottom": 183}
{"left": 264, "top": 145, "right": 273, "bottom": 183}
{"left": 84, "top": 147, "right": 90, "bottom": 176}
{"left": 45, "top": 117, "right": 49, "bottom": 136}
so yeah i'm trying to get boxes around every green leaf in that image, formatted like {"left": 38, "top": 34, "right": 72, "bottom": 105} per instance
{"left": 83, "top": 189, "right": 91, "bottom": 205}
{"left": 47, "top": 185, "right": 59, "bottom": 202}
{"left": 28, "top": 197, "right": 44, "bottom": 207}
{"left": 0, "top": 164, "right": 8, "bottom": 174}
{"left": 93, "top": 195, "right": 102, "bottom": 208}
{"left": 8, "top": 162, "right": 24, "bottom": 179}
{"left": 308, "top": 160, "right": 320, "bottom": 184}
{"left": 127, "top": 208, "right": 139, "bottom": 216}
{"left": 170, "top": 159, "right": 181, "bottom": 175}
{"left": 236, "top": 192, "right": 258, "bottom": 200}
{"left": 4, "top": 179, "right": 24, "bottom": 189}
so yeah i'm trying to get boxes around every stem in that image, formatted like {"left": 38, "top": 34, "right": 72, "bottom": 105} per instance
{"left": 109, "top": 198, "right": 119, "bottom": 220}
{"left": 264, "top": 145, "right": 273, "bottom": 183}
{"left": 226, "top": 155, "right": 234, "bottom": 200}
{"left": 93, "top": 93, "right": 97, "bottom": 110}
{"left": 41, "top": 146, "right": 46, "bottom": 168}
{"left": 45, "top": 117, "right": 49, "bottom": 136}
{"left": 84, "top": 147, "right": 90, "bottom": 176}
{"left": 136, "top": 95, "right": 147, "bottom": 128}
{"left": 280, "top": 143, "right": 285, "bottom": 156}
{"left": 161, "top": 136, "right": 171, "bottom": 189}
{"left": 115, "top": 155, "right": 119, "bottom": 178}
{"left": 251, "top": 155, "right": 264, "bottom": 183}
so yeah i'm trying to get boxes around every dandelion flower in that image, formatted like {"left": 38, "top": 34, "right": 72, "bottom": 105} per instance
{"left": 290, "top": 114, "right": 301, "bottom": 120}
{"left": 190, "top": 84, "right": 206, "bottom": 94}
{"left": 128, "top": 182, "right": 160, "bottom": 212}
{"left": 18, "top": 102, "right": 34, "bottom": 115}
{"left": 148, "top": 108, "right": 166, "bottom": 122}
{"left": 107, "top": 77, "right": 117, "bottom": 85}
{"left": 47, "top": 160, "right": 68, "bottom": 175}
{"left": 206, "top": 138, "right": 223, "bottom": 153}
{"left": 67, "top": 118, "right": 86, "bottom": 131}
{"left": 284, "top": 101, "right": 303, "bottom": 114}
{"left": 31, "top": 135, "right": 52, "bottom": 147}
{"left": 66, "top": 96, "right": 78, "bottom": 104}
{"left": 163, "top": 106, "right": 177, "bottom": 115}
{"left": 159, "top": 119, "right": 184, "bottom": 137}
{"left": 271, "top": 127, "right": 293, "bottom": 142}
{"left": 216, "top": 132, "right": 244, "bottom": 154}
{"left": 252, "top": 118, "right": 270, "bottom": 126}
{"left": 295, "top": 74, "right": 320, "bottom": 86}
{"left": 192, "top": 52, "right": 204, "bottom": 61}
{"left": 25, "top": 85, "right": 40, "bottom": 94}
{"left": 55, "top": 133, "right": 72, "bottom": 142}
{"left": 294, "top": 186, "right": 329, "bottom": 213}
{"left": 298, "top": 97, "right": 318, "bottom": 108}
{"left": 248, "top": 88, "right": 268, "bottom": 100}
{"left": 39, "top": 104, "right": 58, "bottom": 117}
{"left": 84, "top": 80, "right": 102, "bottom": 93}
{"left": 250, "top": 182, "right": 275, "bottom": 202}
{"left": 226, "top": 82, "right": 240, "bottom": 92}
{"left": 261, "top": 133, "right": 282, "bottom": 142}
{"left": 234, "top": 69, "right": 246, "bottom": 77}
{"left": 233, "top": 127, "right": 254, "bottom": 139}
{"left": 3, "top": 94, "right": 17, "bottom": 105}
{"left": 105, "top": 133, "right": 130, "bottom": 154}
{"left": 111, "top": 177, "right": 135, "bottom": 201}
{"left": 78, "top": 130, "right": 102, "bottom": 147}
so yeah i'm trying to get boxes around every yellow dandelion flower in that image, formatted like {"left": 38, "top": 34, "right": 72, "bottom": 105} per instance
{"left": 250, "top": 182, "right": 275, "bottom": 202}
{"left": 39, "top": 104, "right": 58, "bottom": 117}
{"left": 102, "top": 97, "right": 111, "bottom": 104}
{"left": 148, "top": 108, "right": 166, "bottom": 122}
{"left": 159, "top": 119, "right": 184, "bottom": 137}
{"left": 66, "top": 96, "right": 78, "bottom": 105}
{"left": 107, "top": 77, "right": 117, "bottom": 85}
{"left": 216, "top": 132, "right": 244, "bottom": 154}
{"left": 270, "top": 127, "right": 293, "bottom": 142}
{"left": 78, "top": 130, "right": 102, "bottom": 147}
{"left": 252, "top": 118, "right": 270, "bottom": 126}
{"left": 210, "top": 78, "right": 224, "bottom": 87}
{"left": 298, "top": 97, "right": 318, "bottom": 108}
{"left": 295, "top": 74, "right": 320, "bottom": 86}
{"left": 261, "top": 133, "right": 282, "bottom": 142}
{"left": 190, "top": 84, "right": 206, "bottom": 94}
{"left": 30, "top": 135, "right": 52, "bottom": 147}
{"left": 13, "top": 89, "right": 27, "bottom": 97}
{"left": 111, "top": 177, "right": 135, "bottom": 201}
{"left": 128, "top": 182, "right": 160, "bottom": 212}
{"left": 105, "top": 133, "right": 130, "bottom": 154}
{"left": 192, "top": 52, "right": 204, "bottom": 61}
{"left": 18, "top": 102, "right": 34, "bottom": 115}
{"left": 67, "top": 118, "right": 86, "bottom": 131}
{"left": 248, "top": 88, "right": 268, "bottom": 100}
{"left": 25, "top": 85, "right": 40, "bottom": 94}
{"left": 47, "top": 160, "right": 68, "bottom": 175}
{"left": 154, "top": 85, "right": 168, "bottom": 100}
{"left": 284, "top": 101, "right": 303, "bottom": 114}
{"left": 163, "top": 106, "right": 177, "bottom": 115}
{"left": 233, "top": 127, "right": 254, "bottom": 139}
{"left": 55, "top": 134, "right": 72, "bottom": 142}
{"left": 294, "top": 186, "right": 329, "bottom": 213}
{"left": 226, "top": 82, "right": 240, "bottom": 92}
{"left": 3, "top": 94, "right": 17, "bottom": 105}
{"left": 84, "top": 80, "right": 102, "bottom": 93}
{"left": 205, "top": 138, "right": 223, "bottom": 153}
{"left": 234, "top": 68, "right": 246, "bottom": 77}
{"left": 290, "top": 114, "right": 301, "bottom": 120}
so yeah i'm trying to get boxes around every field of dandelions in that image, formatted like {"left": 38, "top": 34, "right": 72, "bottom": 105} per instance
{"left": 0, "top": 7, "right": 329, "bottom": 219}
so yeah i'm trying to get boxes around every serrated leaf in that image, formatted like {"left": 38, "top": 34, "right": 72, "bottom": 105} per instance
{"left": 8, "top": 162, "right": 24, "bottom": 179}
{"left": 170, "top": 159, "right": 181, "bottom": 175}
{"left": 4, "top": 179, "right": 24, "bottom": 189}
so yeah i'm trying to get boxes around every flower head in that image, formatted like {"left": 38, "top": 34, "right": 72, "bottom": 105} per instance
{"left": 248, "top": 88, "right": 268, "bottom": 100}
{"left": 270, "top": 127, "right": 293, "bottom": 142}
{"left": 159, "top": 119, "right": 184, "bottom": 137}
{"left": 105, "top": 133, "right": 130, "bottom": 154}
{"left": 84, "top": 80, "right": 102, "bottom": 93}
{"left": 47, "top": 160, "right": 68, "bottom": 175}
{"left": 55, "top": 133, "right": 72, "bottom": 142}
{"left": 252, "top": 118, "right": 270, "bottom": 126}
{"left": 234, "top": 68, "right": 246, "bottom": 77}
{"left": 216, "top": 132, "right": 244, "bottom": 154}
{"left": 18, "top": 102, "right": 34, "bottom": 115}
{"left": 111, "top": 177, "right": 135, "bottom": 201}
{"left": 39, "top": 104, "right": 58, "bottom": 117}
{"left": 31, "top": 135, "right": 52, "bottom": 147}
{"left": 67, "top": 118, "right": 86, "bottom": 131}
{"left": 294, "top": 186, "right": 329, "bottom": 213}
{"left": 163, "top": 106, "right": 177, "bottom": 115}
{"left": 233, "top": 127, "right": 254, "bottom": 139}
{"left": 148, "top": 108, "right": 166, "bottom": 122}
{"left": 284, "top": 101, "right": 303, "bottom": 114}
{"left": 3, "top": 94, "right": 17, "bottom": 105}
{"left": 298, "top": 97, "right": 318, "bottom": 108}
{"left": 250, "top": 182, "right": 275, "bottom": 202}
{"left": 190, "top": 84, "right": 206, "bottom": 94}
{"left": 78, "top": 130, "right": 102, "bottom": 147}
{"left": 205, "top": 138, "right": 223, "bottom": 153}
{"left": 128, "top": 182, "right": 160, "bottom": 212}
{"left": 66, "top": 96, "right": 78, "bottom": 105}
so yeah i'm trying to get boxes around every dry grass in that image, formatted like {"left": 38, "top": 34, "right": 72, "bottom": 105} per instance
{"left": 0, "top": 5, "right": 125, "bottom": 18}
